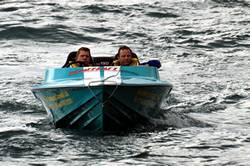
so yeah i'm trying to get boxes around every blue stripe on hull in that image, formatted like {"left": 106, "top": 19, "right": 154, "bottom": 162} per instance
{"left": 55, "top": 94, "right": 102, "bottom": 131}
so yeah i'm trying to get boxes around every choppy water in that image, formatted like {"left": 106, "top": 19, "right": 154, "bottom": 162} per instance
{"left": 0, "top": 0, "right": 250, "bottom": 165}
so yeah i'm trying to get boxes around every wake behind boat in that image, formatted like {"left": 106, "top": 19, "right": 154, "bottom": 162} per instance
{"left": 31, "top": 65, "right": 172, "bottom": 133}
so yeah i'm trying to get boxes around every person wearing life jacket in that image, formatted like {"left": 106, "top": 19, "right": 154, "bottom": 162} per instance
{"left": 113, "top": 46, "right": 139, "bottom": 66}
{"left": 69, "top": 47, "right": 93, "bottom": 68}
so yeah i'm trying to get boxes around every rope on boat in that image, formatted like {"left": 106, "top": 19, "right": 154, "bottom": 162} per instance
{"left": 87, "top": 69, "right": 121, "bottom": 107}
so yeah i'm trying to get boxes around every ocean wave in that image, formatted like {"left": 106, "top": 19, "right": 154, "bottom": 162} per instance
{"left": 81, "top": 4, "right": 123, "bottom": 14}
{"left": 0, "top": 128, "right": 31, "bottom": 140}
{"left": 0, "top": 7, "right": 19, "bottom": 12}
{"left": 222, "top": 94, "right": 247, "bottom": 104}
{"left": 83, "top": 27, "right": 113, "bottom": 33}
{"left": 173, "top": 30, "right": 250, "bottom": 48}
{"left": 145, "top": 11, "right": 179, "bottom": 18}
{"left": 0, "top": 26, "right": 111, "bottom": 44}
{"left": 165, "top": 94, "right": 227, "bottom": 114}
{"left": 0, "top": 100, "right": 44, "bottom": 113}
{"left": 153, "top": 110, "right": 212, "bottom": 128}
{"left": 112, "top": 31, "right": 148, "bottom": 39}
{"left": 209, "top": 0, "right": 250, "bottom": 7}
{"left": 174, "top": 29, "right": 216, "bottom": 36}
{"left": 207, "top": 39, "right": 241, "bottom": 48}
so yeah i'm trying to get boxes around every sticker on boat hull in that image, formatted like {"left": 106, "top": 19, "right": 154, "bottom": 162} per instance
{"left": 79, "top": 66, "right": 121, "bottom": 86}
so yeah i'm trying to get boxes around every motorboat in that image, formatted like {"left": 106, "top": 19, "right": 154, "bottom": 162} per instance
{"left": 31, "top": 65, "right": 172, "bottom": 133}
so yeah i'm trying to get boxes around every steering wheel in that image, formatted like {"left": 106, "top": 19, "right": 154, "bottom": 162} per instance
{"left": 64, "top": 61, "right": 86, "bottom": 68}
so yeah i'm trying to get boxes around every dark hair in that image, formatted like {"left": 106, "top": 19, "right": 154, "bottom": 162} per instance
{"left": 76, "top": 47, "right": 93, "bottom": 65}
{"left": 115, "top": 46, "right": 138, "bottom": 59}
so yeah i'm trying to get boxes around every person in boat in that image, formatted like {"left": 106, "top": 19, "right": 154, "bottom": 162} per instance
{"left": 113, "top": 46, "right": 140, "bottom": 66}
{"left": 63, "top": 47, "right": 94, "bottom": 68}
{"left": 62, "top": 46, "right": 161, "bottom": 68}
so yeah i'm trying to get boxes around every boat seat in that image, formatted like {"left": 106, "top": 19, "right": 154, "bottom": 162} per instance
{"left": 62, "top": 51, "right": 114, "bottom": 67}
{"left": 93, "top": 56, "right": 114, "bottom": 66}
{"left": 62, "top": 51, "right": 77, "bottom": 68}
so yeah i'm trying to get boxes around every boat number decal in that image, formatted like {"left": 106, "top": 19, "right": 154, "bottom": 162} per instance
{"left": 47, "top": 98, "right": 73, "bottom": 110}
{"left": 43, "top": 90, "right": 73, "bottom": 110}
{"left": 134, "top": 89, "right": 161, "bottom": 108}
{"left": 103, "top": 67, "right": 119, "bottom": 71}
{"left": 69, "top": 67, "right": 100, "bottom": 75}
{"left": 44, "top": 90, "right": 69, "bottom": 102}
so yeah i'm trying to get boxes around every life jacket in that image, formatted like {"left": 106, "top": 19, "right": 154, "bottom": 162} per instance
{"left": 69, "top": 61, "right": 92, "bottom": 68}
{"left": 113, "top": 58, "right": 139, "bottom": 66}
{"left": 70, "top": 61, "right": 80, "bottom": 68}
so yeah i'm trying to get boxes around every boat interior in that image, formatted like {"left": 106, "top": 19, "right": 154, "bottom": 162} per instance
{"left": 62, "top": 51, "right": 139, "bottom": 67}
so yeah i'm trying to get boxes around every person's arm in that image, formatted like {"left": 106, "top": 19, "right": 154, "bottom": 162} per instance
{"left": 140, "top": 60, "right": 161, "bottom": 68}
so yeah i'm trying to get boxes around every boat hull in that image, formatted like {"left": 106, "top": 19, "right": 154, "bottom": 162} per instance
{"left": 32, "top": 85, "right": 171, "bottom": 132}
{"left": 32, "top": 66, "right": 173, "bottom": 133}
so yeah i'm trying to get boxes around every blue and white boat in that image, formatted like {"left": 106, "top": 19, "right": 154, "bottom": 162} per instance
{"left": 32, "top": 66, "right": 172, "bottom": 133}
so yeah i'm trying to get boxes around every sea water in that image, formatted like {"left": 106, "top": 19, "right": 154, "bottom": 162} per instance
{"left": 0, "top": 0, "right": 249, "bottom": 165}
